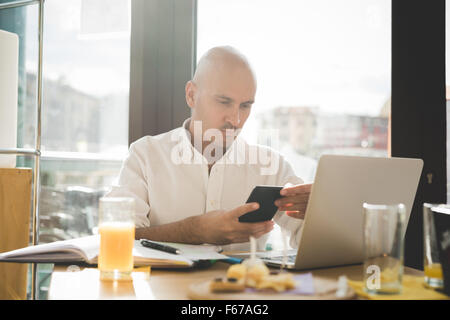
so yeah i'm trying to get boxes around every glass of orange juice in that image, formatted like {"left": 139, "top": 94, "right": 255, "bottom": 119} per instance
{"left": 98, "top": 197, "right": 135, "bottom": 281}
{"left": 423, "top": 203, "right": 443, "bottom": 289}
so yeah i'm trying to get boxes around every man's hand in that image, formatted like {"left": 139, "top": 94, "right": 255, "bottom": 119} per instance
{"left": 274, "top": 183, "right": 312, "bottom": 219}
{"left": 197, "top": 202, "right": 274, "bottom": 245}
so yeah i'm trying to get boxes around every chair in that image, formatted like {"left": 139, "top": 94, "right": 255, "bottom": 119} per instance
{"left": 0, "top": 168, "right": 32, "bottom": 300}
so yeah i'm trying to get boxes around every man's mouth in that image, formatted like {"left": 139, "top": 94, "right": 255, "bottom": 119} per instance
{"left": 221, "top": 128, "right": 237, "bottom": 137}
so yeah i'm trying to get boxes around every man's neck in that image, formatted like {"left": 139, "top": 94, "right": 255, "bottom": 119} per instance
{"left": 187, "top": 120, "right": 229, "bottom": 171}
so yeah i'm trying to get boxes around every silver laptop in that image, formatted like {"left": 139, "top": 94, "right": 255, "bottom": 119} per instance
{"left": 260, "top": 154, "right": 423, "bottom": 270}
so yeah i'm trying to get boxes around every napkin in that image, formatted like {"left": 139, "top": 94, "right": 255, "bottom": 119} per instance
{"left": 347, "top": 275, "right": 450, "bottom": 300}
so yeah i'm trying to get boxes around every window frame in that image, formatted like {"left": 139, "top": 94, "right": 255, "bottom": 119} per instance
{"left": 391, "top": 0, "right": 446, "bottom": 269}
{"left": 129, "top": 0, "right": 195, "bottom": 142}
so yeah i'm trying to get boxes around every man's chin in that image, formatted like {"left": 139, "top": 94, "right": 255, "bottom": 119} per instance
{"left": 222, "top": 127, "right": 242, "bottom": 136}
{"left": 222, "top": 130, "right": 239, "bottom": 144}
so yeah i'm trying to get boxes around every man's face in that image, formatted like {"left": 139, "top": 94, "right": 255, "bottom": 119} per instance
{"left": 186, "top": 63, "right": 256, "bottom": 146}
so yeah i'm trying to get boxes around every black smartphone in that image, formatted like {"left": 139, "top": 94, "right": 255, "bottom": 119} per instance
{"left": 238, "top": 185, "right": 284, "bottom": 223}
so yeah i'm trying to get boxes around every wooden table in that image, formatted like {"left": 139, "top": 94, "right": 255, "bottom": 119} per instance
{"left": 48, "top": 261, "right": 423, "bottom": 300}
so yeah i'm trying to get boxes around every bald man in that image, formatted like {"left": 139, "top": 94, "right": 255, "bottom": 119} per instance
{"left": 107, "top": 46, "right": 311, "bottom": 251}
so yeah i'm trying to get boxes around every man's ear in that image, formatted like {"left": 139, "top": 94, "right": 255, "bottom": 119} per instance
{"left": 185, "top": 80, "right": 196, "bottom": 109}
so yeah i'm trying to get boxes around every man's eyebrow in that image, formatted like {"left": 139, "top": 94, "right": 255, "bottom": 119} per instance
{"left": 214, "top": 95, "right": 254, "bottom": 105}
{"left": 214, "top": 94, "right": 233, "bottom": 101}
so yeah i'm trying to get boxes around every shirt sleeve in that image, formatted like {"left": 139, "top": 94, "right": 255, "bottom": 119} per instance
{"left": 104, "top": 139, "right": 151, "bottom": 228}
{"left": 272, "top": 153, "right": 305, "bottom": 249}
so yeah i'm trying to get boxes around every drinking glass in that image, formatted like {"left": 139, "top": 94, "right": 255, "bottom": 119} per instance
{"left": 363, "top": 203, "right": 406, "bottom": 295}
{"left": 423, "top": 203, "right": 444, "bottom": 288}
{"left": 98, "top": 197, "right": 135, "bottom": 281}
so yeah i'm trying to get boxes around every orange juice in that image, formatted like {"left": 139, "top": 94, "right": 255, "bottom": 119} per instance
{"left": 98, "top": 222, "right": 135, "bottom": 274}
{"left": 424, "top": 263, "right": 443, "bottom": 279}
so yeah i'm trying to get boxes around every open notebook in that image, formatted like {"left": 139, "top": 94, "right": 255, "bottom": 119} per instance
{"left": 0, "top": 235, "right": 227, "bottom": 268}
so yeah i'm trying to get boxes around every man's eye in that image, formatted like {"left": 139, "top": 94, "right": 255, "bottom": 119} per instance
{"left": 219, "top": 101, "right": 230, "bottom": 105}
{"left": 240, "top": 104, "right": 251, "bottom": 109}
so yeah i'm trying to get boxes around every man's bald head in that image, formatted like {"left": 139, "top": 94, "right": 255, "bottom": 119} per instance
{"left": 192, "top": 46, "right": 257, "bottom": 89}
{"left": 185, "top": 46, "right": 257, "bottom": 149}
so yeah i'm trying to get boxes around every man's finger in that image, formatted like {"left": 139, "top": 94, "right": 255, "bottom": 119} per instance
{"left": 278, "top": 204, "right": 294, "bottom": 210}
{"left": 280, "top": 183, "right": 312, "bottom": 196}
{"left": 239, "top": 220, "right": 273, "bottom": 233}
{"left": 251, "top": 220, "right": 274, "bottom": 232}
{"left": 286, "top": 210, "right": 305, "bottom": 219}
{"left": 251, "top": 222, "right": 274, "bottom": 237}
{"left": 275, "top": 194, "right": 309, "bottom": 207}
{"left": 279, "top": 204, "right": 306, "bottom": 212}
{"left": 280, "top": 183, "right": 311, "bottom": 196}
{"left": 229, "top": 202, "right": 259, "bottom": 218}
{"left": 253, "top": 229, "right": 272, "bottom": 239}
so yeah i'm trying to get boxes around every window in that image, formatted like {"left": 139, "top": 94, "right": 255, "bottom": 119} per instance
{"left": 1, "top": 0, "right": 131, "bottom": 299}
{"left": 197, "top": 0, "right": 391, "bottom": 249}
{"left": 197, "top": 0, "right": 390, "bottom": 182}
{"left": 36, "top": 0, "right": 130, "bottom": 239}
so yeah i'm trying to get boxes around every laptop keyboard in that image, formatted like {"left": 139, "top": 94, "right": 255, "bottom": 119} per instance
{"left": 261, "top": 254, "right": 297, "bottom": 264}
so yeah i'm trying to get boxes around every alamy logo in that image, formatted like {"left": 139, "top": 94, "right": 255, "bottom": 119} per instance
{"left": 366, "top": 265, "right": 381, "bottom": 290}
{"left": 170, "top": 120, "right": 280, "bottom": 175}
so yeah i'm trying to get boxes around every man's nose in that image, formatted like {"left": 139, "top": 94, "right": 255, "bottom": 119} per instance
{"left": 226, "top": 107, "right": 241, "bottom": 127}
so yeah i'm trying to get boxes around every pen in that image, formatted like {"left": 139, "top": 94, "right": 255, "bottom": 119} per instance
{"left": 140, "top": 239, "right": 182, "bottom": 255}
{"left": 222, "top": 257, "right": 243, "bottom": 264}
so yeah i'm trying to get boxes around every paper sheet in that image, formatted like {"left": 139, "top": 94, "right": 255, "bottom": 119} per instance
{"left": 0, "top": 235, "right": 227, "bottom": 265}
{"left": 134, "top": 241, "right": 228, "bottom": 261}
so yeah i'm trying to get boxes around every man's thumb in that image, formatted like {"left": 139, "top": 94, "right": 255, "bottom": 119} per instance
{"left": 230, "top": 202, "right": 259, "bottom": 218}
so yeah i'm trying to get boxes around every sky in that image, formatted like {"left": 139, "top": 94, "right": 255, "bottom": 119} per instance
{"left": 25, "top": 0, "right": 131, "bottom": 97}
{"left": 197, "top": 0, "right": 392, "bottom": 117}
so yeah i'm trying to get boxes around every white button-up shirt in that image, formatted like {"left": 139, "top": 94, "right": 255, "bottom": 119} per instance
{"left": 107, "top": 119, "right": 304, "bottom": 251}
